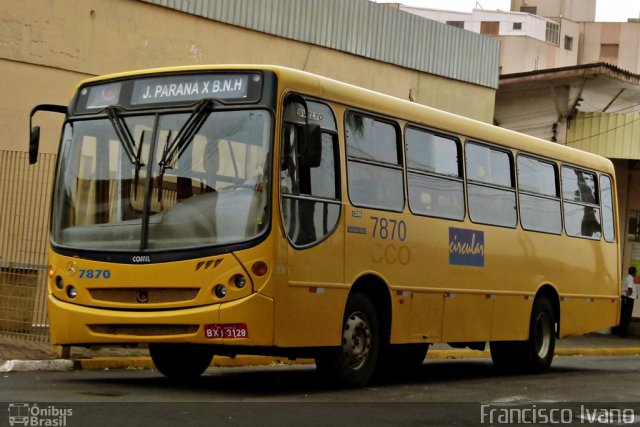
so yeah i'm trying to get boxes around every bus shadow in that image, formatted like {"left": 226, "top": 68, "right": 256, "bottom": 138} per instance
{"left": 74, "top": 357, "right": 588, "bottom": 398}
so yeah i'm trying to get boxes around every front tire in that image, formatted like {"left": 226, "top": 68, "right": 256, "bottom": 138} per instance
{"left": 149, "top": 343, "right": 214, "bottom": 380}
{"left": 315, "top": 293, "right": 380, "bottom": 387}
{"left": 491, "top": 297, "right": 556, "bottom": 374}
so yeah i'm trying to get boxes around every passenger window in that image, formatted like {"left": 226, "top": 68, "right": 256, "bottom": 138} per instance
{"left": 466, "top": 142, "right": 516, "bottom": 227}
{"left": 280, "top": 97, "right": 341, "bottom": 247}
{"left": 562, "top": 166, "right": 601, "bottom": 239}
{"left": 517, "top": 155, "right": 561, "bottom": 234}
{"left": 346, "top": 112, "right": 404, "bottom": 211}
{"left": 406, "top": 127, "right": 464, "bottom": 220}
{"left": 600, "top": 174, "right": 615, "bottom": 242}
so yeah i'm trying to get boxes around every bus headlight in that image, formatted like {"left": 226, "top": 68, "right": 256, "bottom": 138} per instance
{"left": 233, "top": 275, "right": 247, "bottom": 289}
{"left": 66, "top": 285, "right": 77, "bottom": 299}
{"left": 55, "top": 276, "right": 64, "bottom": 290}
{"left": 214, "top": 284, "right": 227, "bottom": 299}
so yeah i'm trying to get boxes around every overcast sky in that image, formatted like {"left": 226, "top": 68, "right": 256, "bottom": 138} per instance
{"left": 374, "top": 0, "right": 640, "bottom": 22}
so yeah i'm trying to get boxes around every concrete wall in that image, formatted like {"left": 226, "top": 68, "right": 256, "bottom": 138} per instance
{"left": 0, "top": 0, "right": 497, "bottom": 271}
{"left": 581, "top": 23, "right": 640, "bottom": 72}
{"left": 0, "top": 0, "right": 496, "bottom": 156}
{"left": 495, "top": 83, "right": 568, "bottom": 139}
{"left": 510, "top": 0, "right": 596, "bottom": 22}
{"left": 402, "top": 7, "right": 580, "bottom": 76}
{"left": 497, "top": 33, "right": 577, "bottom": 74}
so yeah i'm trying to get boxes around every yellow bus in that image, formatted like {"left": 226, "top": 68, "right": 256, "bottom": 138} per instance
{"left": 29, "top": 65, "right": 620, "bottom": 387}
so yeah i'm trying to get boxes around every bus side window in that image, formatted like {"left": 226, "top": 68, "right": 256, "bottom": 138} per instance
{"left": 345, "top": 112, "right": 404, "bottom": 211}
{"left": 281, "top": 98, "right": 340, "bottom": 246}
{"left": 600, "top": 174, "right": 615, "bottom": 242}
{"left": 517, "top": 155, "right": 562, "bottom": 234}
{"left": 406, "top": 126, "right": 464, "bottom": 220}
{"left": 466, "top": 142, "right": 517, "bottom": 228}
{"left": 562, "top": 166, "right": 601, "bottom": 239}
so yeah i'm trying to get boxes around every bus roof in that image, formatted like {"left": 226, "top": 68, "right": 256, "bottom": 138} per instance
{"left": 76, "top": 64, "right": 615, "bottom": 175}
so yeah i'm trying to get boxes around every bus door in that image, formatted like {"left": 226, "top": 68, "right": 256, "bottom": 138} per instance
{"left": 277, "top": 95, "right": 344, "bottom": 346}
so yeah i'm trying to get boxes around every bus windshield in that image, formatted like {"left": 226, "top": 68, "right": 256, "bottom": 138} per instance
{"left": 52, "top": 108, "right": 272, "bottom": 251}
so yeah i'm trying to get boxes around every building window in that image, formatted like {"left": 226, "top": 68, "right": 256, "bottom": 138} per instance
{"left": 545, "top": 21, "right": 560, "bottom": 45}
{"left": 628, "top": 210, "right": 640, "bottom": 242}
{"left": 513, "top": 22, "right": 522, "bottom": 30}
{"left": 520, "top": 6, "right": 537, "bottom": 15}
{"left": 446, "top": 21, "right": 464, "bottom": 29}
{"left": 480, "top": 21, "right": 500, "bottom": 35}
{"left": 564, "top": 36, "right": 573, "bottom": 51}
{"left": 600, "top": 44, "right": 620, "bottom": 64}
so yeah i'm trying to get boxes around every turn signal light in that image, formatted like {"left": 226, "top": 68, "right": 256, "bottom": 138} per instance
{"left": 251, "top": 261, "right": 268, "bottom": 277}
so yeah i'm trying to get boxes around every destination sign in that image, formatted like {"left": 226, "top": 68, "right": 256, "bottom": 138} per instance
{"left": 131, "top": 74, "right": 250, "bottom": 105}
{"left": 75, "top": 71, "right": 266, "bottom": 114}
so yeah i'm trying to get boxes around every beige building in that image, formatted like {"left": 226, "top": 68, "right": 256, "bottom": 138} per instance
{"left": 0, "top": 0, "right": 500, "bottom": 339}
{"left": 1, "top": 0, "right": 498, "bottom": 156}
{"left": 400, "top": 0, "right": 640, "bottom": 76}
{"left": 397, "top": 5, "right": 581, "bottom": 74}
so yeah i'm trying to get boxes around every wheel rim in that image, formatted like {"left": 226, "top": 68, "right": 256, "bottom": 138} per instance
{"left": 342, "top": 311, "right": 372, "bottom": 370}
{"left": 533, "top": 312, "right": 552, "bottom": 359}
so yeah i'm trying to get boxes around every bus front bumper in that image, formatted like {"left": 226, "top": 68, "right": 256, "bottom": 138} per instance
{"left": 47, "top": 292, "right": 274, "bottom": 346}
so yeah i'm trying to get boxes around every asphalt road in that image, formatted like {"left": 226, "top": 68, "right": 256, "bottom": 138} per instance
{"left": 2, "top": 356, "right": 640, "bottom": 426}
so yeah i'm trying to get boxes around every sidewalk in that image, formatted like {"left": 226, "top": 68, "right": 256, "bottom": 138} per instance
{"left": 1, "top": 323, "right": 640, "bottom": 372}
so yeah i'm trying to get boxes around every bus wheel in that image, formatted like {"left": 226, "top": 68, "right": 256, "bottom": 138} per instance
{"left": 149, "top": 343, "right": 214, "bottom": 380}
{"left": 315, "top": 293, "right": 379, "bottom": 387}
{"left": 490, "top": 297, "right": 556, "bottom": 374}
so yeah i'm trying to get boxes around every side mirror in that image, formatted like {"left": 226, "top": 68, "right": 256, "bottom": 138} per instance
{"left": 29, "top": 126, "right": 41, "bottom": 165}
{"left": 300, "top": 124, "right": 322, "bottom": 168}
{"left": 29, "top": 104, "right": 68, "bottom": 165}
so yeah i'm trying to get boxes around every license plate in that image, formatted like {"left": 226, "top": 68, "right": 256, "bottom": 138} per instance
{"left": 204, "top": 323, "right": 249, "bottom": 339}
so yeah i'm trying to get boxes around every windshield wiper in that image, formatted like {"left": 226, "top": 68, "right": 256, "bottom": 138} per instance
{"left": 158, "top": 99, "right": 213, "bottom": 171}
{"left": 157, "top": 130, "right": 172, "bottom": 205}
{"left": 106, "top": 107, "right": 146, "bottom": 199}
{"left": 106, "top": 106, "right": 143, "bottom": 167}
{"left": 155, "top": 99, "right": 213, "bottom": 205}
{"left": 133, "top": 131, "right": 145, "bottom": 200}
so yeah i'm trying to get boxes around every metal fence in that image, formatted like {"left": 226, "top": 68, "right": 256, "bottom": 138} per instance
{"left": 0, "top": 150, "right": 56, "bottom": 342}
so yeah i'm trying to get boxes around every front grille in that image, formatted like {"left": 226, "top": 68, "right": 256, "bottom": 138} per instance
{"left": 88, "top": 288, "right": 199, "bottom": 304}
{"left": 89, "top": 324, "right": 199, "bottom": 336}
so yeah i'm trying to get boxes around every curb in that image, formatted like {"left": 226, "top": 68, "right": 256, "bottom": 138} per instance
{"left": 2, "top": 348, "right": 640, "bottom": 372}
{"left": 555, "top": 347, "right": 640, "bottom": 357}
{"left": 0, "top": 359, "right": 75, "bottom": 372}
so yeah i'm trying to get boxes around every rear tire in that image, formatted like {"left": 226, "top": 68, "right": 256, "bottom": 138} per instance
{"left": 149, "top": 343, "right": 214, "bottom": 380}
{"left": 491, "top": 297, "right": 556, "bottom": 374}
{"left": 315, "top": 293, "right": 379, "bottom": 387}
